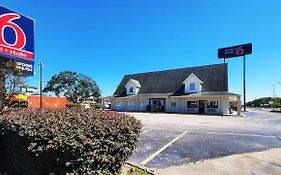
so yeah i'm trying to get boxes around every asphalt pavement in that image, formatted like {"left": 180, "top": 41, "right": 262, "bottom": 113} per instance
{"left": 127, "top": 109, "right": 281, "bottom": 168}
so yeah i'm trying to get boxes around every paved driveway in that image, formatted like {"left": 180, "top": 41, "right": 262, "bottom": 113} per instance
{"left": 127, "top": 109, "right": 281, "bottom": 168}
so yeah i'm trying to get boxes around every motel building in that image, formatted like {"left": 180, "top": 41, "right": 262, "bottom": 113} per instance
{"left": 110, "top": 63, "right": 242, "bottom": 116}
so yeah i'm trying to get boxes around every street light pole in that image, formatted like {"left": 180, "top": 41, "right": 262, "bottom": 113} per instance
{"left": 273, "top": 84, "right": 275, "bottom": 98}
{"left": 273, "top": 82, "right": 281, "bottom": 98}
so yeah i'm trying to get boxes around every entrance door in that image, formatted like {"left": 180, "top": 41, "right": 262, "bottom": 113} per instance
{"left": 199, "top": 100, "right": 205, "bottom": 113}
{"left": 149, "top": 98, "right": 165, "bottom": 112}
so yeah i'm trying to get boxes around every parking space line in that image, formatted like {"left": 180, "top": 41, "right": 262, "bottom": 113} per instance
{"left": 271, "top": 133, "right": 281, "bottom": 141}
{"left": 142, "top": 130, "right": 149, "bottom": 134}
{"left": 190, "top": 130, "right": 275, "bottom": 138}
{"left": 140, "top": 130, "right": 188, "bottom": 166}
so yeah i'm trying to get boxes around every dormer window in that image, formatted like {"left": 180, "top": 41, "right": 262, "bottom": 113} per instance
{"left": 190, "top": 83, "right": 195, "bottom": 91}
{"left": 129, "top": 87, "right": 134, "bottom": 94}
{"left": 183, "top": 73, "right": 203, "bottom": 94}
{"left": 125, "top": 79, "right": 141, "bottom": 95}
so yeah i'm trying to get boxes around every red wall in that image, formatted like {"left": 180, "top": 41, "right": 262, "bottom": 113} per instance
{"left": 28, "top": 96, "right": 72, "bottom": 108}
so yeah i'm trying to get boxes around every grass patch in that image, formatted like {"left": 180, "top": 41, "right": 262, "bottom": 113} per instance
{"left": 121, "top": 163, "right": 153, "bottom": 175}
{"left": 127, "top": 167, "right": 149, "bottom": 175}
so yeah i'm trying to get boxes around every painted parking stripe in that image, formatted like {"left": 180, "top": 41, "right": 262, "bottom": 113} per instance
{"left": 140, "top": 131, "right": 188, "bottom": 166}
{"left": 142, "top": 130, "right": 150, "bottom": 134}
{"left": 189, "top": 130, "right": 275, "bottom": 138}
{"left": 271, "top": 133, "right": 281, "bottom": 141}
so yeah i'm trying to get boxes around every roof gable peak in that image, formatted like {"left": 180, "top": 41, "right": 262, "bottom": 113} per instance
{"left": 125, "top": 79, "right": 141, "bottom": 88}
{"left": 183, "top": 73, "right": 203, "bottom": 84}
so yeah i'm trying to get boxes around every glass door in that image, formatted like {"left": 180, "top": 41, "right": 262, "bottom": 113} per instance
{"left": 149, "top": 98, "right": 165, "bottom": 112}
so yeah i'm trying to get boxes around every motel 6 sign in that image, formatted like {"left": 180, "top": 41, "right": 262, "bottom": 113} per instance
{"left": 0, "top": 6, "right": 35, "bottom": 76}
{"left": 218, "top": 43, "right": 252, "bottom": 59}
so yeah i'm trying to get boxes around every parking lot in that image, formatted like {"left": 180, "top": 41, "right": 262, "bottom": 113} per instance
{"left": 127, "top": 109, "right": 281, "bottom": 169}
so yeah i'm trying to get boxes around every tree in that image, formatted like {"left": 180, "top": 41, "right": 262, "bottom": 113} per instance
{"left": 0, "top": 60, "right": 26, "bottom": 110}
{"left": 43, "top": 71, "right": 101, "bottom": 103}
{"left": 247, "top": 97, "right": 281, "bottom": 108}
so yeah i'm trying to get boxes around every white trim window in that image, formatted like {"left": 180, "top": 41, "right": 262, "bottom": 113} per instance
{"left": 187, "top": 101, "right": 197, "bottom": 108}
{"left": 140, "top": 101, "right": 145, "bottom": 107}
{"left": 116, "top": 101, "right": 121, "bottom": 107}
{"left": 129, "top": 87, "right": 134, "bottom": 94}
{"left": 127, "top": 101, "right": 133, "bottom": 107}
{"left": 206, "top": 101, "right": 218, "bottom": 108}
{"left": 190, "top": 83, "right": 195, "bottom": 91}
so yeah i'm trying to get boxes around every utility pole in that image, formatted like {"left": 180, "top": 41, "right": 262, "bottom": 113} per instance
{"left": 39, "top": 61, "right": 43, "bottom": 109}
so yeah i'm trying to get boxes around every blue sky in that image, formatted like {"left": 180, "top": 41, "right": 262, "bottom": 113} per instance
{"left": 1, "top": 0, "right": 281, "bottom": 100}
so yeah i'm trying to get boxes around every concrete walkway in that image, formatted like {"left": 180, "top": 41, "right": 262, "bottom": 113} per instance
{"left": 157, "top": 148, "right": 281, "bottom": 175}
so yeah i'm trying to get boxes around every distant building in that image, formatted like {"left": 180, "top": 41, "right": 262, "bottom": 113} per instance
{"left": 100, "top": 96, "right": 112, "bottom": 109}
{"left": 27, "top": 96, "right": 72, "bottom": 108}
{"left": 8, "top": 95, "right": 72, "bottom": 109}
{"left": 82, "top": 96, "right": 100, "bottom": 104}
{"left": 20, "top": 86, "right": 38, "bottom": 95}
{"left": 110, "top": 63, "right": 241, "bottom": 115}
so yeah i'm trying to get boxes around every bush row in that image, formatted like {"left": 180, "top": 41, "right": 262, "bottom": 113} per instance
{"left": 0, "top": 108, "right": 142, "bottom": 175}
{"left": 66, "top": 103, "right": 103, "bottom": 109}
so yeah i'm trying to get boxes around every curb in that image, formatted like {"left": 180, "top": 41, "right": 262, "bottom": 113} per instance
{"left": 126, "top": 162, "right": 157, "bottom": 175}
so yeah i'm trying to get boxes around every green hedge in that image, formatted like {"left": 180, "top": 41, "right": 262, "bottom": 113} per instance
{"left": 0, "top": 109, "right": 142, "bottom": 175}
{"left": 66, "top": 103, "right": 83, "bottom": 108}
{"left": 90, "top": 103, "right": 103, "bottom": 109}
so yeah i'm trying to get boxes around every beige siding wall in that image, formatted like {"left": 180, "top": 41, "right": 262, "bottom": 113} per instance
{"left": 111, "top": 99, "right": 126, "bottom": 111}
{"left": 111, "top": 96, "right": 230, "bottom": 115}
{"left": 204, "top": 97, "right": 222, "bottom": 115}
{"left": 220, "top": 97, "right": 230, "bottom": 115}
{"left": 167, "top": 97, "right": 230, "bottom": 114}
{"left": 111, "top": 98, "right": 149, "bottom": 112}
{"left": 167, "top": 97, "right": 199, "bottom": 113}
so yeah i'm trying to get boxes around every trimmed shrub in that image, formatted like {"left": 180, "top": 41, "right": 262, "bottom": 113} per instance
{"left": 66, "top": 103, "right": 83, "bottom": 108}
{"left": 0, "top": 108, "right": 142, "bottom": 175}
{"left": 90, "top": 103, "right": 102, "bottom": 109}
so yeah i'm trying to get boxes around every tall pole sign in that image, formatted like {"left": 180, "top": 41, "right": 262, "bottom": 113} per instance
{"left": 218, "top": 43, "right": 252, "bottom": 112}
{"left": 39, "top": 61, "right": 43, "bottom": 109}
{"left": 0, "top": 5, "right": 35, "bottom": 77}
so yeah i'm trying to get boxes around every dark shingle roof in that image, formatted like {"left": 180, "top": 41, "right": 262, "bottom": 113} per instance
{"left": 114, "top": 63, "right": 228, "bottom": 97}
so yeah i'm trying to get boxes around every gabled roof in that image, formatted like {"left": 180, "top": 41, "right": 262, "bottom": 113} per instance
{"left": 125, "top": 79, "right": 141, "bottom": 88}
{"left": 114, "top": 63, "right": 228, "bottom": 97}
{"left": 183, "top": 73, "right": 203, "bottom": 84}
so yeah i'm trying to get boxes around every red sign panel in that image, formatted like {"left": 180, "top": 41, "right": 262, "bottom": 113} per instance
{"left": 0, "top": 5, "right": 35, "bottom": 76}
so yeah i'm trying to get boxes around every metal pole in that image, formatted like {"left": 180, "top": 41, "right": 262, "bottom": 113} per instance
{"left": 274, "top": 82, "right": 281, "bottom": 98}
{"left": 243, "top": 55, "right": 246, "bottom": 112}
{"left": 273, "top": 84, "right": 275, "bottom": 98}
{"left": 39, "top": 61, "right": 43, "bottom": 109}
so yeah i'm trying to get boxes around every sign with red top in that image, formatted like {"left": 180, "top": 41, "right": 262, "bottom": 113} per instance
{"left": 0, "top": 5, "right": 34, "bottom": 76}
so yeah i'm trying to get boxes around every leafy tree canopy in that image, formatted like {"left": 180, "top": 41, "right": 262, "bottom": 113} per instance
{"left": 247, "top": 97, "right": 281, "bottom": 108}
{"left": 0, "top": 60, "right": 26, "bottom": 110}
{"left": 43, "top": 71, "right": 101, "bottom": 103}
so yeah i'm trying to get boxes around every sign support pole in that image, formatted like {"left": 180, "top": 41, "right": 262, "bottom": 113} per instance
{"left": 39, "top": 61, "right": 43, "bottom": 109}
{"left": 243, "top": 55, "right": 246, "bottom": 112}
{"left": 218, "top": 43, "right": 252, "bottom": 113}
